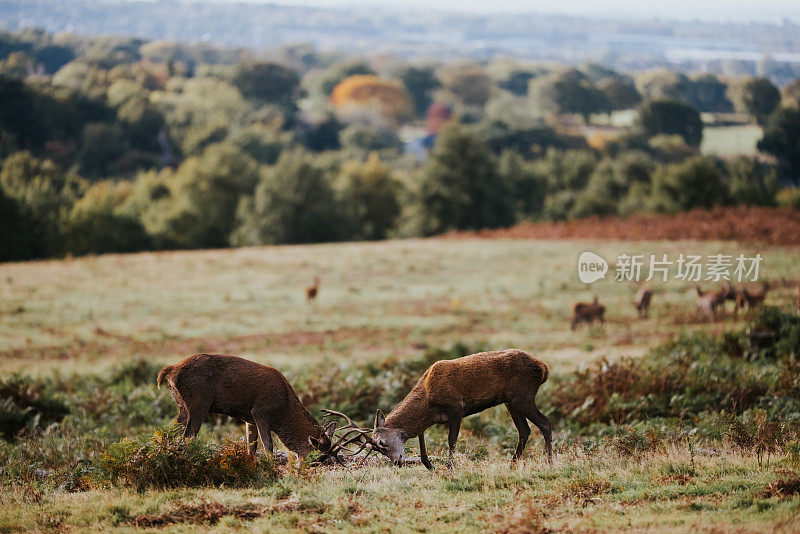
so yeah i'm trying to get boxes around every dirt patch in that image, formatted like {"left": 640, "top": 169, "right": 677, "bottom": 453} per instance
{"left": 445, "top": 207, "right": 800, "bottom": 246}
{"left": 131, "top": 500, "right": 261, "bottom": 528}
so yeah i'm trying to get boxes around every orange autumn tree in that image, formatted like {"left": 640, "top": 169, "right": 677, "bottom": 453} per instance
{"left": 330, "top": 75, "right": 412, "bottom": 123}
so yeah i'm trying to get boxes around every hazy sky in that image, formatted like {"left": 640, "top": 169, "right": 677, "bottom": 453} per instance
{"left": 239, "top": 0, "right": 800, "bottom": 23}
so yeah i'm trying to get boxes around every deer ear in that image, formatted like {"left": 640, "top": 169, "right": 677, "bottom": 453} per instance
{"left": 375, "top": 409, "right": 385, "bottom": 429}
{"left": 309, "top": 436, "right": 321, "bottom": 449}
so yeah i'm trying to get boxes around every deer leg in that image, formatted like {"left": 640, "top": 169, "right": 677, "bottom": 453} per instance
{"left": 418, "top": 433, "right": 433, "bottom": 470}
{"left": 445, "top": 407, "right": 462, "bottom": 463}
{"left": 251, "top": 409, "right": 274, "bottom": 455}
{"left": 506, "top": 404, "right": 531, "bottom": 461}
{"left": 246, "top": 422, "right": 259, "bottom": 456}
{"left": 183, "top": 399, "right": 210, "bottom": 440}
{"left": 524, "top": 405, "right": 552, "bottom": 464}
{"left": 176, "top": 405, "right": 188, "bottom": 427}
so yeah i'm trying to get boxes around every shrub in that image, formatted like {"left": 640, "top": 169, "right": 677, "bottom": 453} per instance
{"left": 0, "top": 376, "right": 69, "bottom": 440}
{"left": 95, "top": 424, "right": 278, "bottom": 490}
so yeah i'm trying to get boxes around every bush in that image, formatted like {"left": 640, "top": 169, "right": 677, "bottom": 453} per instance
{"left": 95, "top": 424, "right": 278, "bottom": 490}
{"left": 649, "top": 156, "right": 728, "bottom": 213}
{"left": 0, "top": 376, "right": 69, "bottom": 440}
{"left": 776, "top": 187, "right": 800, "bottom": 209}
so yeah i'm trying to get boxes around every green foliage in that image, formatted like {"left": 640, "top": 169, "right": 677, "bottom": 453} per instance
{"left": 636, "top": 99, "right": 704, "bottom": 146}
{"left": 725, "top": 157, "right": 779, "bottom": 206}
{"left": 412, "top": 122, "right": 514, "bottom": 234}
{"left": 732, "top": 77, "right": 781, "bottom": 125}
{"left": 687, "top": 73, "right": 732, "bottom": 112}
{"left": 649, "top": 156, "right": 728, "bottom": 212}
{"left": 775, "top": 186, "right": 800, "bottom": 208}
{"left": 530, "top": 68, "right": 608, "bottom": 122}
{"left": 0, "top": 151, "right": 82, "bottom": 258}
{"left": 338, "top": 122, "right": 401, "bottom": 154}
{"left": 61, "top": 181, "right": 150, "bottom": 255}
{"left": 757, "top": 106, "right": 800, "bottom": 184}
{"left": 125, "top": 143, "right": 260, "bottom": 248}
{"left": 440, "top": 65, "right": 492, "bottom": 108}
{"left": 496, "top": 150, "right": 546, "bottom": 219}
{"left": 232, "top": 61, "right": 299, "bottom": 109}
{"left": 397, "top": 65, "right": 441, "bottom": 116}
{"left": 598, "top": 76, "right": 641, "bottom": 111}
{"left": 336, "top": 155, "right": 402, "bottom": 240}
{"left": 95, "top": 424, "right": 278, "bottom": 490}
{"left": 0, "top": 375, "right": 69, "bottom": 441}
{"left": 232, "top": 148, "right": 350, "bottom": 245}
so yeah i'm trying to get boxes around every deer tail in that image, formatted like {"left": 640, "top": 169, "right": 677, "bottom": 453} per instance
{"left": 156, "top": 365, "right": 174, "bottom": 389}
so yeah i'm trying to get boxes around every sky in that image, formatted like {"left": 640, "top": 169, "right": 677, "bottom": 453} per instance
{"left": 223, "top": 0, "right": 800, "bottom": 23}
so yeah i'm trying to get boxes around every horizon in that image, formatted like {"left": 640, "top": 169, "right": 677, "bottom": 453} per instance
{"left": 186, "top": 0, "right": 800, "bottom": 24}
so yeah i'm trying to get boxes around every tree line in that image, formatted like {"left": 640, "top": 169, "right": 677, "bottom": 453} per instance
{"left": 1, "top": 28, "right": 800, "bottom": 261}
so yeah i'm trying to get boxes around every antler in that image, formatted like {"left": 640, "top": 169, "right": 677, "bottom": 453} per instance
{"left": 320, "top": 409, "right": 387, "bottom": 461}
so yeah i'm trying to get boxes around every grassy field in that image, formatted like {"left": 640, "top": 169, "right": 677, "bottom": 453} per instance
{"left": 1, "top": 236, "right": 800, "bottom": 532}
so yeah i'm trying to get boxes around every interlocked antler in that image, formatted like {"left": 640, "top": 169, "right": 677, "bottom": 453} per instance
{"left": 319, "top": 409, "right": 387, "bottom": 462}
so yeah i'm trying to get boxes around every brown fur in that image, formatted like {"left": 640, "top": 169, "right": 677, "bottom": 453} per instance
{"left": 739, "top": 282, "right": 770, "bottom": 309}
{"left": 157, "top": 354, "right": 325, "bottom": 457}
{"left": 375, "top": 349, "right": 552, "bottom": 469}
{"left": 634, "top": 287, "right": 653, "bottom": 318}
{"left": 306, "top": 277, "right": 320, "bottom": 301}
{"left": 571, "top": 296, "right": 605, "bottom": 329}
{"left": 695, "top": 285, "right": 731, "bottom": 322}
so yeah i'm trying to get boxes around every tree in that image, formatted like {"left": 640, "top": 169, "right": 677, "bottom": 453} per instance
{"left": 440, "top": 65, "right": 493, "bottom": 108}
{"left": 232, "top": 149, "right": 350, "bottom": 245}
{"left": 635, "top": 69, "right": 691, "bottom": 102}
{"left": 687, "top": 74, "right": 732, "bottom": 112}
{"left": 757, "top": 106, "right": 800, "bottom": 184}
{"left": 397, "top": 66, "right": 440, "bottom": 117}
{"left": 598, "top": 76, "right": 641, "bottom": 111}
{"left": 124, "top": 143, "right": 260, "bottom": 248}
{"left": 330, "top": 75, "right": 413, "bottom": 124}
{"left": 530, "top": 69, "right": 608, "bottom": 122}
{"left": 61, "top": 181, "right": 150, "bottom": 255}
{"left": 497, "top": 150, "right": 546, "bottom": 219}
{"left": 732, "top": 77, "right": 780, "bottom": 125}
{"left": 781, "top": 79, "right": 800, "bottom": 109}
{"left": 76, "top": 122, "right": 128, "bottom": 178}
{"left": 232, "top": 62, "right": 299, "bottom": 109}
{"left": 336, "top": 154, "right": 402, "bottom": 240}
{"left": 636, "top": 99, "right": 703, "bottom": 147}
{"left": 0, "top": 151, "right": 82, "bottom": 258}
{"left": 498, "top": 70, "right": 537, "bottom": 97}
{"left": 413, "top": 123, "right": 514, "bottom": 234}
{"left": 649, "top": 156, "right": 728, "bottom": 212}
{"left": 725, "top": 157, "right": 778, "bottom": 206}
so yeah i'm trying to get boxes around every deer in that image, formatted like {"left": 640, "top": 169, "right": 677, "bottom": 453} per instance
{"left": 634, "top": 286, "right": 652, "bottom": 318}
{"left": 695, "top": 285, "right": 731, "bottom": 322}
{"left": 571, "top": 296, "right": 605, "bottom": 330}
{"left": 367, "top": 348, "right": 552, "bottom": 470}
{"left": 306, "top": 276, "right": 320, "bottom": 302}
{"left": 156, "top": 353, "right": 373, "bottom": 463}
{"left": 734, "top": 282, "right": 770, "bottom": 315}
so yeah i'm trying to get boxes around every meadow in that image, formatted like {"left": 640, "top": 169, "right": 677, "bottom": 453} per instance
{"left": 1, "top": 236, "right": 800, "bottom": 532}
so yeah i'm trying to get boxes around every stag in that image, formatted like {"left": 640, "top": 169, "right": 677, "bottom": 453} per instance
{"left": 634, "top": 287, "right": 652, "bottom": 318}
{"left": 363, "top": 349, "right": 551, "bottom": 470}
{"left": 734, "top": 282, "right": 770, "bottom": 315}
{"left": 695, "top": 285, "right": 731, "bottom": 322}
{"left": 157, "top": 353, "right": 365, "bottom": 462}
{"left": 571, "top": 296, "right": 605, "bottom": 329}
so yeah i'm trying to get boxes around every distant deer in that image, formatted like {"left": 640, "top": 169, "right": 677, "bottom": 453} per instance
{"left": 571, "top": 296, "right": 606, "bottom": 329}
{"left": 306, "top": 277, "right": 320, "bottom": 302}
{"left": 734, "top": 282, "right": 770, "bottom": 315}
{"left": 634, "top": 287, "right": 652, "bottom": 318}
{"left": 695, "top": 285, "right": 731, "bottom": 322}
{"left": 157, "top": 354, "right": 349, "bottom": 460}
{"left": 370, "top": 349, "right": 552, "bottom": 470}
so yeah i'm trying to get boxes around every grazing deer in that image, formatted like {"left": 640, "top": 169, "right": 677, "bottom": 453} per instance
{"left": 306, "top": 277, "right": 320, "bottom": 302}
{"left": 158, "top": 354, "right": 344, "bottom": 460}
{"left": 695, "top": 285, "right": 731, "bottom": 322}
{"left": 370, "top": 349, "right": 552, "bottom": 470}
{"left": 571, "top": 296, "right": 606, "bottom": 330}
{"left": 734, "top": 282, "right": 770, "bottom": 314}
{"left": 634, "top": 287, "right": 653, "bottom": 318}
